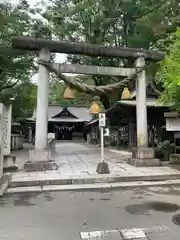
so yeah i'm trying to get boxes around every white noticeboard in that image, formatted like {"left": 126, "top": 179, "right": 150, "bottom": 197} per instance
{"left": 99, "top": 113, "right": 106, "bottom": 127}
{"left": 3, "top": 105, "right": 12, "bottom": 156}
{"left": 0, "top": 104, "right": 4, "bottom": 177}
{"left": 166, "top": 118, "right": 180, "bottom": 131}
{"left": 104, "top": 128, "right": 109, "bottom": 136}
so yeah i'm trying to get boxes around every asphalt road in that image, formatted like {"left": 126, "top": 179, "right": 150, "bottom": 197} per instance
{"left": 0, "top": 186, "right": 180, "bottom": 240}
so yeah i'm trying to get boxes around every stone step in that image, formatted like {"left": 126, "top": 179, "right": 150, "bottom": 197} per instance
{"left": 6, "top": 179, "right": 180, "bottom": 194}
{"left": 8, "top": 171, "right": 180, "bottom": 188}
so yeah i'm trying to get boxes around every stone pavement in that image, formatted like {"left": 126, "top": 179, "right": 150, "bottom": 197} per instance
{"left": 7, "top": 141, "right": 180, "bottom": 193}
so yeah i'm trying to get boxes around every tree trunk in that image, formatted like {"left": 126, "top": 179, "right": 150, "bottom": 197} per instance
{"left": 100, "top": 95, "right": 110, "bottom": 110}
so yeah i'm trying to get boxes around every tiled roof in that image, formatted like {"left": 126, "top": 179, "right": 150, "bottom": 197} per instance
{"left": 68, "top": 106, "right": 90, "bottom": 121}
{"left": 32, "top": 105, "right": 91, "bottom": 122}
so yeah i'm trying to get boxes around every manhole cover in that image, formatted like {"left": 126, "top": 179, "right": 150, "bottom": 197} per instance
{"left": 172, "top": 214, "right": 180, "bottom": 226}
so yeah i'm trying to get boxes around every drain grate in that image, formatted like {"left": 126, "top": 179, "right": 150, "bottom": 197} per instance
{"left": 172, "top": 214, "right": 180, "bottom": 226}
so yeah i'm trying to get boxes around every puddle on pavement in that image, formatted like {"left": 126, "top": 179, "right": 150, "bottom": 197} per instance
{"left": 148, "top": 186, "right": 180, "bottom": 196}
{"left": 89, "top": 197, "right": 110, "bottom": 201}
{"left": 0, "top": 192, "right": 55, "bottom": 207}
{"left": 150, "top": 202, "right": 180, "bottom": 212}
{"left": 89, "top": 198, "right": 95, "bottom": 201}
{"left": 99, "top": 198, "right": 110, "bottom": 201}
{"left": 0, "top": 193, "right": 39, "bottom": 207}
{"left": 125, "top": 203, "right": 150, "bottom": 215}
{"left": 13, "top": 193, "right": 40, "bottom": 207}
{"left": 13, "top": 198, "right": 36, "bottom": 207}
{"left": 125, "top": 201, "right": 180, "bottom": 215}
{"left": 43, "top": 193, "right": 54, "bottom": 201}
{"left": 131, "top": 195, "right": 144, "bottom": 200}
{"left": 172, "top": 214, "right": 180, "bottom": 226}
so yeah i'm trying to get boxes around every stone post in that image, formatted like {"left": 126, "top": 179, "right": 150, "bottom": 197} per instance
{"left": 28, "top": 126, "right": 33, "bottom": 143}
{"left": 25, "top": 49, "right": 58, "bottom": 171}
{"left": 130, "top": 57, "right": 160, "bottom": 166}
{"left": 135, "top": 57, "right": 148, "bottom": 147}
{"left": 35, "top": 48, "right": 50, "bottom": 150}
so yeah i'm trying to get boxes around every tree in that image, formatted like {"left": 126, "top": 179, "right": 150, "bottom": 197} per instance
{"left": 12, "top": 82, "right": 37, "bottom": 120}
{"left": 0, "top": 0, "right": 54, "bottom": 119}
{"left": 155, "top": 28, "right": 180, "bottom": 111}
{"left": 137, "top": 0, "right": 180, "bottom": 46}
{"left": 0, "top": 0, "right": 51, "bottom": 99}
{"left": 34, "top": 0, "right": 180, "bottom": 109}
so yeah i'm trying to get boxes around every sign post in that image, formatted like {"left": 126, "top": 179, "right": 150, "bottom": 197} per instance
{"left": 96, "top": 113, "right": 110, "bottom": 174}
{"left": 99, "top": 113, "right": 106, "bottom": 163}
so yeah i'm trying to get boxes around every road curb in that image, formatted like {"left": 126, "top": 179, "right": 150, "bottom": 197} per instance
{"left": 9, "top": 173, "right": 180, "bottom": 188}
{"left": 6, "top": 179, "right": 180, "bottom": 194}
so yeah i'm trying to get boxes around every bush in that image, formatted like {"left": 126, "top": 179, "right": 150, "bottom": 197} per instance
{"left": 175, "top": 146, "right": 180, "bottom": 153}
{"left": 154, "top": 148, "right": 164, "bottom": 160}
{"left": 156, "top": 140, "right": 175, "bottom": 161}
{"left": 110, "top": 139, "right": 117, "bottom": 146}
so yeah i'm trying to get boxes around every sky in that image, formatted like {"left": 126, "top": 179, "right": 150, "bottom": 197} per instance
{"left": 9, "top": 0, "right": 72, "bottom": 82}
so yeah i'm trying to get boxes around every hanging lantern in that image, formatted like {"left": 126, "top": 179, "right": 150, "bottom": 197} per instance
{"left": 89, "top": 102, "right": 100, "bottom": 115}
{"left": 121, "top": 87, "right": 131, "bottom": 100}
{"left": 63, "top": 86, "right": 74, "bottom": 99}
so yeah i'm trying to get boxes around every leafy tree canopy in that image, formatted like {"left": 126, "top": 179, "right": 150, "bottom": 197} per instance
{"left": 36, "top": 0, "right": 180, "bottom": 109}
{"left": 156, "top": 28, "right": 180, "bottom": 111}
{"left": 0, "top": 0, "right": 51, "bottom": 119}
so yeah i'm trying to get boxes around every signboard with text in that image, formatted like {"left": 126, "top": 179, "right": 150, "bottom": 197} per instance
{"left": 99, "top": 113, "right": 106, "bottom": 127}
{"left": 166, "top": 118, "right": 180, "bottom": 131}
{"left": 3, "top": 105, "right": 12, "bottom": 156}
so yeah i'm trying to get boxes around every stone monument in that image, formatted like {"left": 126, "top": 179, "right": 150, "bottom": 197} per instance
{"left": 3, "top": 104, "right": 17, "bottom": 170}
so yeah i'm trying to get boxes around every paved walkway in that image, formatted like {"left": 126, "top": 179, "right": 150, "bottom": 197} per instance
{"left": 54, "top": 141, "right": 133, "bottom": 175}
{"left": 13, "top": 141, "right": 133, "bottom": 173}
{"left": 6, "top": 141, "right": 180, "bottom": 193}
{"left": 12, "top": 141, "right": 180, "bottom": 177}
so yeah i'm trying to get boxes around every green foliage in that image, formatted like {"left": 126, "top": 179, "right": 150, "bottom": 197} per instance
{"left": 2, "top": 0, "right": 180, "bottom": 116}
{"left": 12, "top": 82, "right": 37, "bottom": 120}
{"left": 155, "top": 140, "right": 175, "bottom": 161}
{"left": 0, "top": 0, "right": 52, "bottom": 119}
{"left": 37, "top": 0, "right": 180, "bottom": 109}
{"left": 156, "top": 28, "right": 180, "bottom": 111}
{"left": 49, "top": 75, "right": 96, "bottom": 107}
{"left": 0, "top": 0, "right": 51, "bottom": 83}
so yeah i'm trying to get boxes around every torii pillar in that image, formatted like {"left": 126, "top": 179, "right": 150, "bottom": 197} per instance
{"left": 35, "top": 49, "right": 50, "bottom": 150}
{"left": 24, "top": 49, "right": 57, "bottom": 171}
{"left": 131, "top": 57, "right": 160, "bottom": 166}
{"left": 135, "top": 57, "right": 148, "bottom": 148}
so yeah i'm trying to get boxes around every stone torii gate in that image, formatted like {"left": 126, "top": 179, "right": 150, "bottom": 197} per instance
{"left": 11, "top": 37, "right": 165, "bottom": 170}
